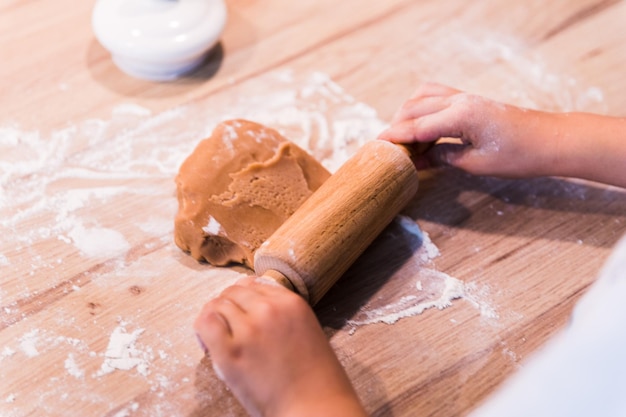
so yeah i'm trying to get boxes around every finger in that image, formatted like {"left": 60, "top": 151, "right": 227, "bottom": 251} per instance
{"left": 234, "top": 275, "right": 293, "bottom": 297}
{"left": 233, "top": 275, "right": 258, "bottom": 287}
{"left": 220, "top": 283, "right": 274, "bottom": 313}
{"left": 233, "top": 275, "right": 287, "bottom": 291}
{"left": 408, "top": 82, "right": 461, "bottom": 100}
{"left": 381, "top": 108, "right": 466, "bottom": 144}
{"left": 194, "top": 301, "right": 233, "bottom": 355}
{"left": 390, "top": 95, "right": 451, "bottom": 124}
{"left": 207, "top": 295, "right": 252, "bottom": 341}
{"left": 389, "top": 83, "right": 461, "bottom": 124}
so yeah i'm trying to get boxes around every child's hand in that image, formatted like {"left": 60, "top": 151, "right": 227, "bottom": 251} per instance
{"left": 194, "top": 276, "right": 367, "bottom": 417}
{"left": 378, "top": 83, "right": 559, "bottom": 178}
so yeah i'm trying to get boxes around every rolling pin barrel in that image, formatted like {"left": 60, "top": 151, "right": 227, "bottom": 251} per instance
{"left": 254, "top": 140, "right": 419, "bottom": 305}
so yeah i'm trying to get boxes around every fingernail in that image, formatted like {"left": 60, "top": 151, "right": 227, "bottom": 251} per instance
{"left": 196, "top": 333, "right": 209, "bottom": 355}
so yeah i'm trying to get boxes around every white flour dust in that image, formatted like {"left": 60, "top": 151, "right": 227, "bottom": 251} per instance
{"left": 432, "top": 29, "right": 607, "bottom": 113}
{"left": 111, "top": 402, "right": 140, "bottom": 417}
{"left": 345, "top": 216, "right": 500, "bottom": 329}
{"left": 67, "top": 224, "right": 130, "bottom": 258}
{"left": 464, "top": 281, "right": 500, "bottom": 320}
{"left": 347, "top": 216, "right": 468, "bottom": 329}
{"left": 112, "top": 103, "right": 153, "bottom": 117}
{"left": 349, "top": 270, "right": 465, "bottom": 327}
{"left": 1, "top": 346, "right": 16, "bottom": 358}
{"left": 64, "top": 353, "right": 85, "bottom": 379}
{"left": 18, "top": 329, "right": 40, "bottom": 358}
{"left": 11, "top": 329, "right": 89, "bottom": 360}
{"left": 95, "top": 324, "right": 152, "bottom": 377}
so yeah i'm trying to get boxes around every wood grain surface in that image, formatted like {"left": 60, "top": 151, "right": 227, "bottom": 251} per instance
{"left": 2, "top": 1, "right": 626, "bottom": 416}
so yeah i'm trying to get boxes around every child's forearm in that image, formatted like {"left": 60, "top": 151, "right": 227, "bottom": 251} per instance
{"left": 550, "top": 113, "right": 626, "bottom": 188}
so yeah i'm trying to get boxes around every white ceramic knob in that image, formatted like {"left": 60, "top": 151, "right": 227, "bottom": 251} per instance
{"left": 92, "top": 0, "right": 227, "bottom": 81}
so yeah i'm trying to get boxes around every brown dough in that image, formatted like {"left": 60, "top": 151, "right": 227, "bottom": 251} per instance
{"left": 174, "top": 119, "right": 330, "bottom": 268}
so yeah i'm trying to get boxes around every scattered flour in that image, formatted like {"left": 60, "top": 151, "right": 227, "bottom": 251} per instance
{"left": 347, "top": 215, "right": 498, "bottom": 329}
{"left": 349, "top": 270, "right": 466, "bottom": 326}
{"left": 464, "top": 281, "right": 500, "bottom": 320}
{"left": 112, "top": 103, "right": 153, "bottom": 117}
{"left": 9, "top": 329, "right": 90, "bottom": 366}
{"left": 428, "top": 29, "right": 607, "bottom": 113}
{"left": 217, "top": 70, "right": 385, "bottom": 173}
{"left": 202, "top": 217, "right": 222, "bottom": 235}
{"left": 64, "top": 353, "right": 85, "bottom": 379}
{"left": 67, "top": 224, "right": 130, "bottom": 258}
{"left": 95, "top": 324, "right": 152, "bottom": 377}
{"left": 112, "top": 402, "right": 140, "bottom": 417}
{"left": 19, "top": 329, "right": 40, "bottom": 358}
{"left": 1, "top": 346, "right": 16, "bottom": 358}
{"left": 347, "top": 216, "right": 466, "bottom": 329}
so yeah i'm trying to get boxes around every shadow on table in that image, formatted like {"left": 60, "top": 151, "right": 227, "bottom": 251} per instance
{"left": 85, "top": 39, "right": 225, "bottom": 98}
{"left": 404, "top": 168, "right": 626, "bottom": 247}
{"left": 190, "top": 356, "right": 246, "bottom": 417}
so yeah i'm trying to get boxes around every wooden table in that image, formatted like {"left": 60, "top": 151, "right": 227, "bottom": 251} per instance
{"left": 2, "top": 0, "right": 626, "bottom": 416}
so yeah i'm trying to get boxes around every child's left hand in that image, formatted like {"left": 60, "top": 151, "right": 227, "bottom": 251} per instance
{"left": 194, "top": 276, "right": 367, "bottom": 417}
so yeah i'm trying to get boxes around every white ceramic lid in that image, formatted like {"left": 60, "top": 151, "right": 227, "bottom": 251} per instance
{"left": 92, "top": 0, "right": 227, "bottom": 81}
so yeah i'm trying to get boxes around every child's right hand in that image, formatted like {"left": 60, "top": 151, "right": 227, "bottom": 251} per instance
{"left": 378, "top": 83, "right": 560, "bottom": 179}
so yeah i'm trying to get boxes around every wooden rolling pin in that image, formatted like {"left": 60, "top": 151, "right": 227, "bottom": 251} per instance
{"left": 254, "top": 140, "right": 419, "bottom": 305}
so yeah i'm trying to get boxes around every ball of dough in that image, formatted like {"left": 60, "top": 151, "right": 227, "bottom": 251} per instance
{"left": 174, "top": 119, "right": 330, "bottom": 268}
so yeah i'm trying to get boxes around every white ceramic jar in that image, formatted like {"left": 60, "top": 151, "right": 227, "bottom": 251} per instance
{"left": 92, "top": 0, "right": 227, "bottom": 81}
